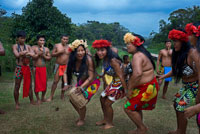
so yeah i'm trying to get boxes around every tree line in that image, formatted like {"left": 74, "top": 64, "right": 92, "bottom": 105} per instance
{"left": 0, "top": 0, "right": 199, "bottom": 72}
{"left": 148, "top": 6, "right": 200, "bottom": 51}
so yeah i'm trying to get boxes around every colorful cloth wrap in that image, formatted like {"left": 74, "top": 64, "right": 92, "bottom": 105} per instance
{"left": 76, "top": 78, "right": 100, "bottom": 101}
{"left": 35, "top": 67, "right": 47, "bottom": 93}
{"left": 54, "top": 64, "right": 67, "bottom": 76}
{"left": 174, "top": 81, "right": 198, "bottom": 112}
{"left": 101, "top": 77, "right": 124, "bottom": 102}
{"left": 15, "top": 65, "right": 31, "bottom": 98}
{"left": 164, "top": 66, "right": 172, "bottom": 82}
{"left": 159, "top": 65, "right": 164, "bottom": 74}
{"left": 124, "top": 77, "right": 159, "bottom": 111}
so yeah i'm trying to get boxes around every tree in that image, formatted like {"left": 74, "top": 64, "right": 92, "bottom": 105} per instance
{"left": 0, "top": 5, "right": 6, "bottom": 17}
{"left": 12, "top": 0, "right": 72, "bottom": 46}
{"left": 149, "top": 6, "right": 200, "bottom": 49}
{"left": 74, "top": 21, "right": 129, "bottom": 47}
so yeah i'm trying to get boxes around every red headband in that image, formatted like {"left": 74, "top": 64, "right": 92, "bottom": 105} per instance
{"left": 185, "top": 23, "right": 200, "bottom": 37}
{"left": 92, "top": 40, "right": 111, "bottom": 48}
{"left": 168, "top": 29, "right": 188, "bottom": 42}
{"left": 132, "top": 36, "right": 144, "bottom": 47}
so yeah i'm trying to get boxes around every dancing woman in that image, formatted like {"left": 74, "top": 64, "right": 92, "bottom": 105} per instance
{"left": 123, "top": 33, "right": 158, "bottom": 134}
{"left": 92, "top": 40, "right": 127, "bottom": 129}
{"left": 64, "top": 39, "right": 100, "bottom": 126}
{"left": 160, "top": 29, "right": 200, "bottom": 134}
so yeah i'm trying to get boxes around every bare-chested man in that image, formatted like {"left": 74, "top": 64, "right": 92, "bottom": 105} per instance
{"left": 12, "top": 31, "right": 35, "bottom": 109}
{"left": 0, "top": 41, "right": 5, "bottom": 114}
{"left": 47, "top": 35, "right": 70, "bottom": 101}
{"left": 156, "top": 40, "right": 172, "bottom": 99}
{"left": 32, "top": 35, "right": 51, "bottom": 104}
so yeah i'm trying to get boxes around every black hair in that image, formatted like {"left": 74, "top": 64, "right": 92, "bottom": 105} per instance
{"left": 133, "top": 33, "right": 156, "bottom": 70}
{"left": 171, "top": 30, "right": 191, "bottom": 82}
{"left": 165, "top": 39, "right": 171, "bottom": 44}
{"left": 17, "top": 31, "right": 26, "bottom": 38}
{"left": 60, "top": 34, "right": 69, "bottom": 39}
{"left": 36, "top": 35, "right": 45, "bottom": 41}
{"left": 193, "top": 22, "right": 200, "bottom": 53}
{"left": 95, "top": 47, "right": 122, "bottom": 67}
{"left": 67, "top": 45, "right": 88, "bottom": 84}
{"left": 123, "top": 55, "right": 129, "bottom": 62}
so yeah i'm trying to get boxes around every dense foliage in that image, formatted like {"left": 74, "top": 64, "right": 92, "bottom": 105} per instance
{"left": 148, "top": 6, "right": 200, "bottom": 52}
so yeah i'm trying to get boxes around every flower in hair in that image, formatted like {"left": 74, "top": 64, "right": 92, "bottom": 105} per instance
{"left": 92, "top": 40, "right": 111, "bottom": 48}
{"left": 123, "top": 32, "right": 143, "bottom": 46}
{"left": 68, "top": 39, "right": 88, "bottom": 51}
{"left": 168, "top": 29, "right": 188, "bottom": 42}
{"left": 185, "top": 23, "right": 200, "bottom": 37}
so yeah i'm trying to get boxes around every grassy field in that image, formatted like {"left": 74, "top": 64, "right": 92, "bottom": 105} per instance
{"left": 0, "top": 72, "right": 198, "bottom": 134}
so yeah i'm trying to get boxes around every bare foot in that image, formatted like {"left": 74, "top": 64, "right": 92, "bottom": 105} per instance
{"left": 30, "top": 101, "right": 36, "bottom": 105}
{"left": 0, "top": 109, "right": 6, "bottom": 114}
{"left": 137, "top": 128, "right": 148, "bottom": 134}
{"left": 76, "top": 120, "right": 85, "bottom": 126}
{"left": 36, "top": 100, "right": 42, "bottom": 105}
{"left": 41, "top": 98, "right": 47, "bottom": 102}
{"left": 101, "top": 124, "right": 114, "bottom": 130}
{"left": 96, "top": 120, "right": 106, "bottom": 126}
{"left": 128, "top": 129, "right": 138, "bottom": 134}
{"left": 46, "top": 97, "right": 53, "bottom": 102}
{"left": 168, "top": 130, "right": 180, "bottom": 134}
{"left": 15, "top": 104, "right": 20, "bottom": 110}
{"left": 162, "top": 96, "right": 167, "bottom": 99}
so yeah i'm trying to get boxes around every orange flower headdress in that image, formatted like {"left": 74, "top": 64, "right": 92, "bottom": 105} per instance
{"left": 123, "top": 33, "right": 144, "bottom": 46}
{"left": 68, "top": 39, "right": 88, "bottom": 52}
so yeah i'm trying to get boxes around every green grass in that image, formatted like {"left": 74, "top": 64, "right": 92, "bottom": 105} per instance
{"left": 0, "top": 72, "right": 198, "bottom": 134}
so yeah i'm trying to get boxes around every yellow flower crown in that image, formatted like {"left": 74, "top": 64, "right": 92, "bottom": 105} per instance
{"left": 123, "top": 32, "right": 136, "bottom": 44}
{"left": 69, "top": 39, "right": 88, "bottom": 51}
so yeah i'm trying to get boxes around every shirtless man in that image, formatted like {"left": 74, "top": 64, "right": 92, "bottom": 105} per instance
{"left": 12, "top": 31, "right": 35, "bottom": 109}
{"left": 47, "top": 35, "right": 70, "bottom": 101}
{"left": 156, "top": 40, "right": 172, "bottom": 99}
{"left": 0, "top": 41, "right": 5, "bottom": 114}
{"left": 32, "top": 35, "right": 51, "bottom": 104}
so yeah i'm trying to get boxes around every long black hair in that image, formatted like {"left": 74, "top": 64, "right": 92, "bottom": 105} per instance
{"left": 193, "top": 22, "right": 200, "bottom": 53}
{"left": 67, "top": 45, "right": 88, "bottom": 84}
{"left": 95, "top": 47, "right": 122, "bottom": 67}
{"left": 134, "top": 33, "right": 156, "bottom": 70}
{"left": 172, "top": 39, "right": 191, "bottom": 82}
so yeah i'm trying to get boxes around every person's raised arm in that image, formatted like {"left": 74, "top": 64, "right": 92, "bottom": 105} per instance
{"left": 43, "top": 48, "right": 51, "bottom": 61}
{"left": 51, "top": 44, "right": 64, "bottom": 57}
{"left": 12, "top": 44, "right": 25, "bottom": 58}
{"left": 31, "top": 46, "right": 40, "bottom": 59}
{"left": 26, "top": 45, "right": 35, "bottom": 57}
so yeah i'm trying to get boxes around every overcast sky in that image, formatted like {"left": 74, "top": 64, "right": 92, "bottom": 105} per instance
{"left": 0, "top": 0, "right": 199, "bottom": 37}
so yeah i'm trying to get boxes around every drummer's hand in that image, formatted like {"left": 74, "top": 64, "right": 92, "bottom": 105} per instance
{"left": 62, "top": 85, "right": 72, "bottom": 91}
{"left": 75, "top": 87, "right": 82, "bottom": 95}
